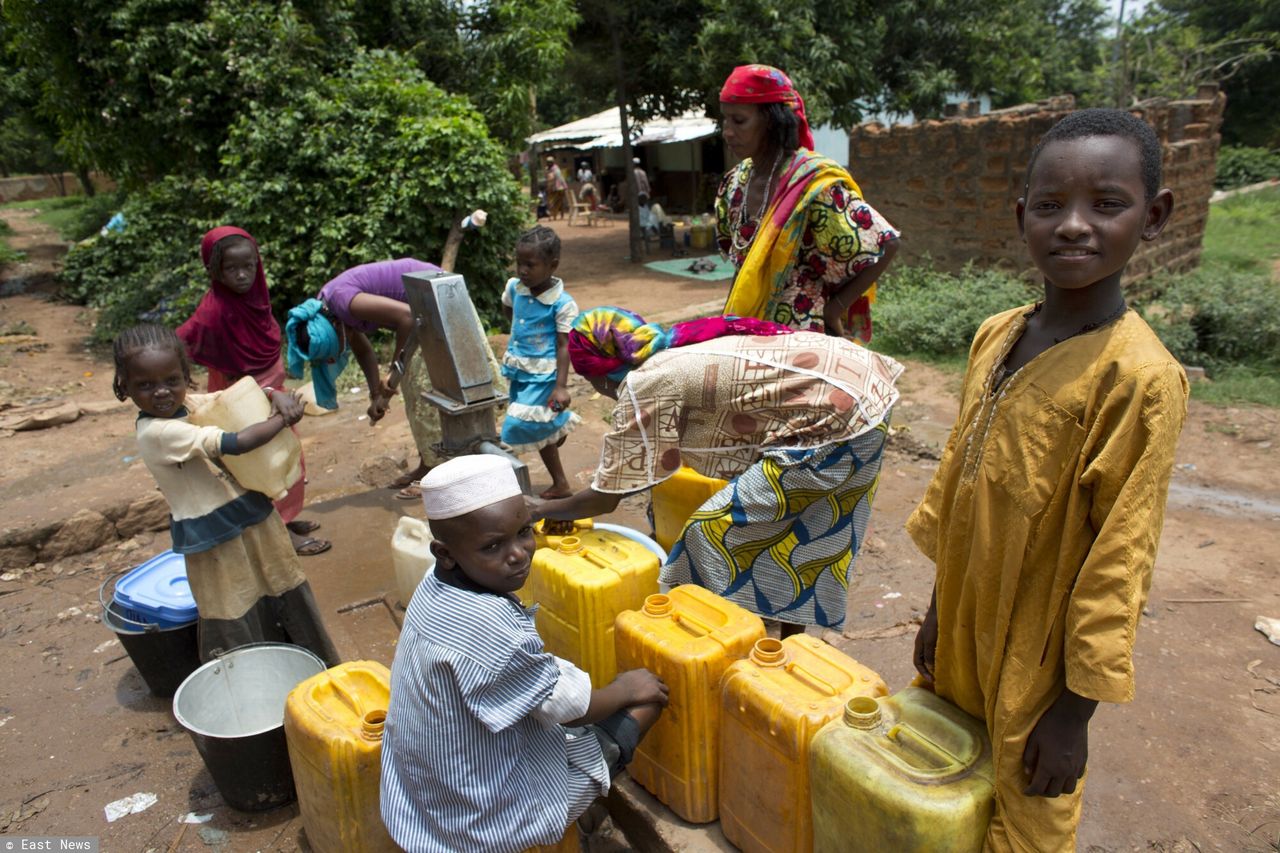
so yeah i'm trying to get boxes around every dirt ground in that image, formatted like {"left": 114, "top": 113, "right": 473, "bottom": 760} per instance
{"left": 1, "top": 208, "right": 1278, "bottom": 852}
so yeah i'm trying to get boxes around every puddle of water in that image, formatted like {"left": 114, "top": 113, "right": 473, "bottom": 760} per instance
{"left": 1166, "top": 481, "right": 1280, "bottom": 520}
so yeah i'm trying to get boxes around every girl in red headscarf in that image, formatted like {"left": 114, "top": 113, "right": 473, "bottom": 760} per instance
{"left": 717, "top": 64, "right": 901, "bottom": 342}
{"left": 177, "top": 227, "right": 330, "bottom": 556}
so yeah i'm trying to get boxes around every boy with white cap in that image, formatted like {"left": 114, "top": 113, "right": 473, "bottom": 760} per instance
{"left": 380, "top": 454, "right": 668, "bottom": 853}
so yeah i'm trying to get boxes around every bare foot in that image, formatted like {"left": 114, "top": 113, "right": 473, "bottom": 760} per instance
{"left": 389, "top": 461, "right": 431, "bottom": 491}
{"left": 540, "top": 485, "right": 572, "bottom": 500}
{"left": 287, "top": 519, "right": 321, "bottom": 535}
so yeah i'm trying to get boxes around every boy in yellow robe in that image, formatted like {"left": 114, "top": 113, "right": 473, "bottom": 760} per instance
{"left": 908, "top": 109, "right": 1189, "bottom": 850}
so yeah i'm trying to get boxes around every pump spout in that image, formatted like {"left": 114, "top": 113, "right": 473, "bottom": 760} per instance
{"left": 475, "top": 440, "right": 531, "bottom": 495}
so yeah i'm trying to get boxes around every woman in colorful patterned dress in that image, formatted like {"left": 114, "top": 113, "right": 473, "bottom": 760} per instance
{"left": 531, "top": 307, "right": 902, "bottom": 635}
{"left": 717, "top": 64, "right": 900, "bottom": 341}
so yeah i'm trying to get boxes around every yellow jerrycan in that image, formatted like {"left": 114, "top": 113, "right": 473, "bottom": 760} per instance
{"left": 283, "top": 661, "right": 397, "bottom": 853}
{"left": 522, "top": 531, "right": 660, "bottom": 688}
{"left": 614, "top": 586, "right": 765, "bottom": 823}
{"left": 187, "top": 376, "right": 302, "bottom": 500}
{"left": 650, "top": 466, "right": 727, "bottom": 552}
{"left": 533, "top": 517, "right": 594, "bottom": 551}
{"left": 719, "top": 636, "right": 889, "bottom": 852}
{"left": 808, "top": 686, "right": 996, "bottom": 853}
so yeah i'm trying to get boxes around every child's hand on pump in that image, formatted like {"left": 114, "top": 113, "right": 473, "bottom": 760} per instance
{"left": 368, "top": 378, "right": 396, "bottom": 423}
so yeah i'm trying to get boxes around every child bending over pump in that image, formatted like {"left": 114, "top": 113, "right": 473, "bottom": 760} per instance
{"left": 380, "top": 455, "right": 667, "bottom": 853}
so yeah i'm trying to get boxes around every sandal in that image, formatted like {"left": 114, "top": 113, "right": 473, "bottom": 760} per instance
{"left": 395, "top": 484, "right": 423, "bottom": 500}
{"left": 287, "top": 519, "right": 321, "bottom": 535}
{"left": 294, "top": 537, "right": 332, "bottom": 557}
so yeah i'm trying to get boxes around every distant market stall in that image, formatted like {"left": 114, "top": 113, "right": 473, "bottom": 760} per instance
{"left": 528, "top": 108, "right": 723, "bottom": 212}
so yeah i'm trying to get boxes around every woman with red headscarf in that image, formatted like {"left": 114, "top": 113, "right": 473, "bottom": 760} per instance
{"left": 717, "top": 64, "right": 900, "bottom": 341}
{"left": 177, "top": 227, "right": 330, "bottom": 556}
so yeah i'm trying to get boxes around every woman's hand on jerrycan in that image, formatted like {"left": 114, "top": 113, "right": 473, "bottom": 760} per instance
{"left": 913, "top": 590, "right": 938, "bottom": 684}
{"left": 269, "top": 389, "right": 305, "bottom": 427}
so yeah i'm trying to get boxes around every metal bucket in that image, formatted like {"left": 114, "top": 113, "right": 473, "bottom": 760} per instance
{"left": 173, "top": 643, "right": 326, "bottom": 811}
{"left": 99, "top": 572, "right": 201, "bottom": 698}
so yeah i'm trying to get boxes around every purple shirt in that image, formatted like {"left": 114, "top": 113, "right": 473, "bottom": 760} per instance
{"left": 319, "top": 258, "right": 440, "bottom": 333}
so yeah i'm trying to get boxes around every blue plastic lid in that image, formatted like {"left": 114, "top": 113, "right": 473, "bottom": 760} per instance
{"left": 113, "top": 550, "right": 197, "bottom": 626}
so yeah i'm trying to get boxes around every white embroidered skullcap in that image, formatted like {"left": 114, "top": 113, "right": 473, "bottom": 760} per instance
{"left": 420, "top": 455, "right": 523, "bottom": 520}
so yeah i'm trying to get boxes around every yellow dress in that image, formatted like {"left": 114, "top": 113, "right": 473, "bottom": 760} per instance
{"left": 906, "top": 306, "right": 1188, "bottom": 851}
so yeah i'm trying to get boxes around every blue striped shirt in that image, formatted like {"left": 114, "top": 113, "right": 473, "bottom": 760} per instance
{"left": 381, "top": 571, "right": 606, "bottom": 852}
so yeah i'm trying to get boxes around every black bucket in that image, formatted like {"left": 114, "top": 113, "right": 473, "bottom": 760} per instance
{"left": 99, "top": 573, "right": 201, "bottom": 698}
{"left": 172, "top": 643, "right": 326, "bottom": 812}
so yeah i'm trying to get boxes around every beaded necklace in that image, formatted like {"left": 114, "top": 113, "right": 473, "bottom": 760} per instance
{"left": 991, "top": 300, "right": 1128, "bottom": 391}
{"left": 730, "top": 149, "right": 785, "bottom": 257}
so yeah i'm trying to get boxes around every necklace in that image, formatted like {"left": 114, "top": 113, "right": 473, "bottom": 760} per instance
{"left": 730, "top": 149, "right": 784, "bottom": 257}
{"left": 1027, "top": 300, "right": 1129, "bottom": 343}
{"left": 991, "top": 300, "right": 1128, "bottom": 391}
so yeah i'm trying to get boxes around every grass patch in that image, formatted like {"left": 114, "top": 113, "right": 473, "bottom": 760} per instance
{"left": 871, "top": 348, "right": 968, "bottom": 375}
{"left": 872, "top": 262, "right": 1037, "bottom": 359}
{"left": 1200, "top": 186, "right": 1280, "bottom": 275}
{"left": 0, "top": 192, "right": 123, "bottom": 242}
{"left": 0, "top": 218, "right": 23, "bottom": 265}
{"left": 1190, "top": 364, "right": 1280, "bottom": 408}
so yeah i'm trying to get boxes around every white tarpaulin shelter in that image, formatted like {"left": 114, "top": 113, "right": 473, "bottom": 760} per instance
{"left": 527, "top": 108, "right": 717, "bottom": 150}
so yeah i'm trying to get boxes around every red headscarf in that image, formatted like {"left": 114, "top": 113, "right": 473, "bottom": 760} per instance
{"left": 177, "top": 226, "right": 283, "bottom": 377}
{"left": 719, "top": 64, "right": 815, "bottom": 151}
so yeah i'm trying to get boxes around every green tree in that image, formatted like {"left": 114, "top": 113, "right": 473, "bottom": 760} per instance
{"left": 560, "top": 0, "right": 1115, "bottom": 259}
{"left": 352, "top": 0, "right": 578, "bottom": 146}
{"left": 3, "top": 0, "right": 353, "bottom": 187}
{"left": 1123, "top": 1, "right": 1280, "bottom": 145}
{"left": 61, "top": 51, "right": 528, "bottom": 339}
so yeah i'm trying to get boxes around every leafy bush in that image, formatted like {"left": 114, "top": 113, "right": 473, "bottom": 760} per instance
{"left": 61, "top": 51, "right": 527, "bottom": 341}
{"left": 872, "top": 262, "right": 1038, "bottom": 357}
{"left": 1138, "top": 268, "right": 1280, "bottom": 371}
{"left": 217, "top": 51, "right": 527, "bottom": 325}
{"left": 56, "top": 192, "right": 126, "bottom": 242}
{"left": 60, "top": 178, "right": 217, "bottom": 337}
{"left": 1214, "top": 145, "right": 1280, "bottom": 191}
{"left": 24, "top": 192, "right": 126, "bottom": 242}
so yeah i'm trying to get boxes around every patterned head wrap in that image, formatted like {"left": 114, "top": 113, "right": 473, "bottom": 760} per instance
{"left": 568, "top": 307, "right": 793, "bottom": 380}
{"left": 719, "top": 64, "right": 815, "bottom": 150}
{"left": 285, "top": 298, "right": 349, "bottom": 410}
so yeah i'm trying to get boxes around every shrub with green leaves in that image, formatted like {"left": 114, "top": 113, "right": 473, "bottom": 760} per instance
{"left": 60, "top": 177, "right": 217, "bottom": 337}
{"left": 217, "top": 50, "right": 527, "bottom": 326}
{"left": 1138, "top": 268, "right": 1280, "bottom": 371}
{"left": 1214, "top": 145, "right": 1280, "bottom": 191}
{"left": 60, "top": 51, "right": 527, "bottom": 341}
{"left": 872, "top": 262, "right": 1038, "bottom": 358}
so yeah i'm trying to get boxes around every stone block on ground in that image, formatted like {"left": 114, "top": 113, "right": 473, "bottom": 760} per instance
{"left": 605, "top": 775, "right": 735, "bottom": 853}
{"left": 114, "top": 492, "right": 170, "bottom": 538}
{"left": 0, "top": 544, "right": 37, "bottom": 570}
{"left": 40, "top": 509, "right": 116, "bottom": 561}
{"left": 358, "top": 454, "right": 408, "bottom": 488}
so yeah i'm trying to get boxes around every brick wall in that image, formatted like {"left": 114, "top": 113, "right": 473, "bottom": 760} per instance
{"left": 0, "top": 172, "right": 115, "bottom": 204}
{"left": 848, "top": 87, "right": 1226, "bottom": 285}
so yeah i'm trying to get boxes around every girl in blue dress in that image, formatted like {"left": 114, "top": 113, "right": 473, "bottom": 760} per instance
{"left": 501, "top": 226, "right": 581, "bottom": 498}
